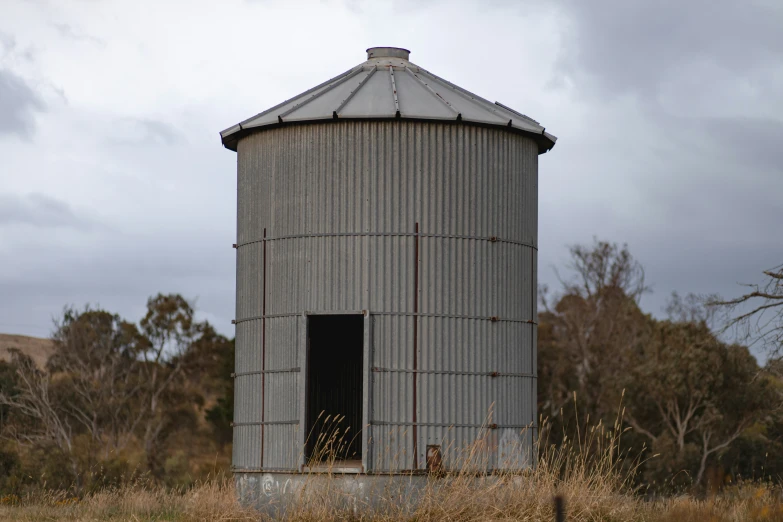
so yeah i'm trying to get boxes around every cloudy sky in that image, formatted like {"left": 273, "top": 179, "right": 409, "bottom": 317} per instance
{"left": 1, "top": 0, "right": 781, "bottom": 350}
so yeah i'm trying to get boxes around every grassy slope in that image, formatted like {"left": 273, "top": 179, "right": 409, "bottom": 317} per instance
{"left": 0, "top": 333, "right": 54, "bottom": 368}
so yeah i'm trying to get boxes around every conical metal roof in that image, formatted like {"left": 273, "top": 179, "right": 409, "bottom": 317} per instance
{"left": 220, "top": 47, "right": 556, "bottom": 154}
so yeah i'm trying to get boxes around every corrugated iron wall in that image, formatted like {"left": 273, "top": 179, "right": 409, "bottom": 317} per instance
{"left": 234, "top": 121, "right": 538, "bottom": 473}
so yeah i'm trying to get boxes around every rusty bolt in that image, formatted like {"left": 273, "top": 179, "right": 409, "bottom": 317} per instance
{"left": 490, "top": 371, "right": 499, "bottom": 377}
{"left": 232, "top": 243, "right": 237, "bottom": 248}
{"left": 490, "top": 236, "right": 498, "bottom": 242}
{"left": 490, "top": 316, "right": 499, "bottom": 322}
{"left": 489, "top": 423, "right": 498, "bottom": 429}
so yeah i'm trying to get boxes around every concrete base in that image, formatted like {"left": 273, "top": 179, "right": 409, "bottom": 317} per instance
{"left": 235, "top": 472, "right": 430, "bottom": 517}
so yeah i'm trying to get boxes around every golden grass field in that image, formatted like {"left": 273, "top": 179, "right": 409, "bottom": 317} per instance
{"left": 1, "top": 421, "right": 783, "bottom": 522}
{"left": 1, "top": 470, "right": 782, "bottom": 521}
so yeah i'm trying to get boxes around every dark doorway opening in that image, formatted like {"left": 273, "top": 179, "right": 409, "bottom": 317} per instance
{"left": 306, "top": 314, "right": 364, "bottom": 465}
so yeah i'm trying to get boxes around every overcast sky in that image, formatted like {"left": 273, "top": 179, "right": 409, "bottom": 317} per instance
{"left": 1, "top": 0, "right": 781, "bottom": 351}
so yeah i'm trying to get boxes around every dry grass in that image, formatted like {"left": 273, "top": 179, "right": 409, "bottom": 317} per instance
{"left": 3, "top": 419, "right": 783, "bottom": 521}
{"left": 3, "top": 474, "right": 783, "bottom": 521}
{"left": 0, "top": 478, "right": 254, "bottom": 521}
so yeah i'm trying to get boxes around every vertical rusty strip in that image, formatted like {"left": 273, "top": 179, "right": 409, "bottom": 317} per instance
{"left": 261, "top": 227, "right": 266, "bottom": 468}
{"left": 531, "top": 245, "right": 535, "bottom": 458}
{"left": 413, "top": 222, "right": 419, "bottom": 469}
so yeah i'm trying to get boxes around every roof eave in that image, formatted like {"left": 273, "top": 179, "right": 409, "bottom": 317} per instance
{"left": 220, "top": 118, "right": 556, "bottom": 154}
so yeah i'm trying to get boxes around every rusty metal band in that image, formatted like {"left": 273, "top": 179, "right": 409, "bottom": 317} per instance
{"left": 233, "top": 467, "right": 536, "bottom": 475}
{"left": 370, "top": 312, "right": 536, "bottom": 324}
{"left": 412, "top": 222, "right": 420, "bottom": 469}
{"left": 235, "top": 312, "right": 537, "bottom": 325}
{"left": 231, "top": 467, "right": 299, "bottom": 473}
{"left": 370, "top": 421, "right": 536, "bottom": 429}
{"left": 235, "top": 232, "right": 536, "bottom": 250}
{"left": 371, "top": 367, "right": 535, "bottom": 378}
{"left": 232, "top": 368, "right": 300, "bottom": 378}
{"left": 231, "top": 420, "right": 299, "bottom": 427}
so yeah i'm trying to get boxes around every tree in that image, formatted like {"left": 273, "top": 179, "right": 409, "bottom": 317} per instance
{"left": 712, "top": 264, "right": 783, "bottom": 360}
{"left": 538, "top": 239, "right": 651, "bottom": 427}
{"left": 0, "top": 360, "right": 17, "bottom": 433}
{"left": 0, "top": 350, "right": 79, "bottom": 478}
{"left": 624, "top": 318, "right": 774, "bottom": 489}
{"left": 184, "top": 326, "right": 234, "bottom": 446}
{"left": 47, "top": 308, "right": 150, "bottom": 456}
{"left": 136, "top": 293, "right": 200, "bottom": 476}
{"left": 0, "top": 294, "right": 229, "bottom": 485}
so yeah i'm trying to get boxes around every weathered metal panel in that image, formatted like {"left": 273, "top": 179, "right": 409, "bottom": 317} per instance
{"left": 232, "top": 425, "right": 261, "bottom": 470}
{"left": 233, "top": 371, "right": 262, "bottom": 469}
{"left": 418, "top": 240, "right": 532, "bottom": 317}
{"left": 234, "top": 121, "right": 538, "bottom": 473}
{"left": 370, "top": 314, "right": 414, "bottom": 471}
{"left": 263, "top": 425, "right": 300, "bottom": 470}
{"left": 414, "top": 124, "right": 538, "bottom": 244}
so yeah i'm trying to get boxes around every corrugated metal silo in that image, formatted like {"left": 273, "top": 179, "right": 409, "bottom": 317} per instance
{"left": 221, "top": 46, "right": 556, "bottom": 506}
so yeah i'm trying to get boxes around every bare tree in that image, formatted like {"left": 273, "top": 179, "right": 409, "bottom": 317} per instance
{"left": 47, "top": 308, "right": 150, "bottom": 456}
{"left": 559, "top": 239, "right": 649, "bottom": 303}
{"left": 0, "top": 350, "right": 77, "bottom": 476}
{"left": 711, "top": 264, "right": 783, "bottom": 360}
{"left": 666, "top": 291, "right": 719, "bottom": 329}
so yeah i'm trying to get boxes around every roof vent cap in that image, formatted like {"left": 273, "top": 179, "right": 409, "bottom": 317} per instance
{"left": 366, "top": 47, "right": 410, "bottom": 60}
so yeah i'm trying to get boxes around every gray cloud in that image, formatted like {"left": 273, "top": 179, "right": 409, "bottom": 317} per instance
{"left": 699, "top": 117, "right": 783, "bottom": 174}
{"left": 0, "top": 193, "right": 94, "bottom": 230}
{"left": 0, "top": 228, "right": 235, "bottom": 338}
{"left": 0, "top": 31, "right": 34, "bottom": 62}
{"left": 136, "top": 119, "right": 181, "bottom": 145}
{"left": 529, "top": 0, "right": 783, "bottom": 336}
{"left": 107, "top": 118, "right": 182, "bottom": 146}
{"left": 1, "top": 0, "right": 781, "bottom": 363}
{"left": 0, "top": 69, "right": 45, "bottom": 138}
{"left": 52, "top": 23, "right": 105, "bottom": 47}
{"left": 553, "top": 0, "right": 783, "bottom": 99}
{"left": 0, "top": 32, "right": 15, "bottom": 54}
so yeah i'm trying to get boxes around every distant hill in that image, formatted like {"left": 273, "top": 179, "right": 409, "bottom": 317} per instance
{"left": 0, "top": 334, "right": 54, "bottom": 368}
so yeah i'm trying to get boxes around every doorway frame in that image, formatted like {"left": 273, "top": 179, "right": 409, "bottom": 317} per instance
{"left": 298, "top": 310, "right": 372, "bottom": 473}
